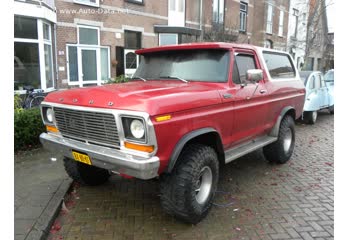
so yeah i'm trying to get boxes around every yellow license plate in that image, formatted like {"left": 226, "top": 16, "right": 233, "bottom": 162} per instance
{"left": 72, "top": 151, "right": 92, "bottom": 165}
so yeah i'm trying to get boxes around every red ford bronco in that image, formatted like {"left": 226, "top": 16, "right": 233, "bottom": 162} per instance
{"left": 40, "top": 42, "right": 305, "bottom": 224}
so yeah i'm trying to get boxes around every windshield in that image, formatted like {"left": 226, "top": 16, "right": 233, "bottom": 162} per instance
{"left": 324, "top": 70, "right": 334, "bottom": 82}
{"left": 134, "top": 49, "right": 230, "bottom": 82}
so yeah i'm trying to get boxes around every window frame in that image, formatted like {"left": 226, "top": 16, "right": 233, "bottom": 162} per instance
{"left": 125, "top": 0, "right": 144, "bottom": 5}
{"left": 278, "top": 10, "right": 284, "bottom": 37}
{"left": 239, "top": 2, "right": 248, "bottom": 32}
{"left": 73, "top": 0, "right": 99, "bottom": 8}
{"left": 158, "top": 33, "right": 178, "bottom": 46}
{"left": 213, "top": 0, "right": 225, "bottom": 24}
{"left": 266, "top": 4, "right": 273, "bottom": 34}
{"left": 124, "top": 30, "right": 142, "bottom": 49}
{"left": 77, "top": 25, "right": 100, "bottom": 46}
{"left": 14, "top": 17, "right": 55, "bottom": 94}
{"left": 293, "top": 8, "right": 299, "bottom": 38}
{"left": 232, "top": 51, "right": 260, "bottom": 85}
{"left": 262, "top": 50, "right": 297, "bottom": 81}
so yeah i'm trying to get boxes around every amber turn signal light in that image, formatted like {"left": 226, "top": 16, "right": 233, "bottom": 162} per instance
{"left": 124, "top": 142, "right": 154, "bottom": 153}
{"left": 46, "top": 125, "right": 59, "bottom": 133}
{"left": 155, "top": 114, "right": 172, "bottom": 122}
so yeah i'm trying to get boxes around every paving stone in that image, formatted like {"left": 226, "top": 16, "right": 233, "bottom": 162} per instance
{"left": 47, "top": 112, "right": 334, "bottom": 240}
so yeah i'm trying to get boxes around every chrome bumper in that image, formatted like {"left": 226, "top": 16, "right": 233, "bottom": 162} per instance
{"left": 40, "top": 133, "right": 160, "bottom": 180}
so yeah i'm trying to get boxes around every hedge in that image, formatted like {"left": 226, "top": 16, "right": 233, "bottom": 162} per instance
{"left": 14, "top": 108, "right": 45, "bottom": 151}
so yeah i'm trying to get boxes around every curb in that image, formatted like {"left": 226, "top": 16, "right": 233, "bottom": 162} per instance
{"left": 25, "top": 178, "right": 73, "bottom": 240}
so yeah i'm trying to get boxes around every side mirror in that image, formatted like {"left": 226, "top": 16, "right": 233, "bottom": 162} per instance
{"left": 246, "top": 69, "right": 263, "bottom": 83}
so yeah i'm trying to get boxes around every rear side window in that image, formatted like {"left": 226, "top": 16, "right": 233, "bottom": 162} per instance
{"left": 263, "top": 51, "right": 296, "bottom": 79}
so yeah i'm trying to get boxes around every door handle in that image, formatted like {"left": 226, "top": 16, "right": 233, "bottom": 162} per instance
{"left": 259, "top": 89, "right": 267, "bottom": 94}
{"left": 223, "top": 93, "right": 233, "bottom": 99}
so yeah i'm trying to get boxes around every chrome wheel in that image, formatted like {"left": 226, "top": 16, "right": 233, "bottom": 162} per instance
{"left": 283, "top": 128, "right": 292, "bottom": 154}
{"left": 195, "top": 166, "right": 213, "bottom": 204}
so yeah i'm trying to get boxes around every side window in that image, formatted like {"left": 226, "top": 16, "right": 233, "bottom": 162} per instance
{"left": 320, "top": 74, "right": 326, "bottom": 87}
{"left": 234, "top": 54, "right": 257, "bottom": 83}
{"left": 309, "top": 75, "right": 315, "bottom": 89}
{"left": 315, "top": 74, "right": 321, "bottom": 89}
{"left": 263, "top": 51, "right": 296, "bottom": 79}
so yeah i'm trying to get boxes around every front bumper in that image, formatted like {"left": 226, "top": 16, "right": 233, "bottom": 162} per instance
{"left": 40, "top": 133, "right": 160, "bottom": 180}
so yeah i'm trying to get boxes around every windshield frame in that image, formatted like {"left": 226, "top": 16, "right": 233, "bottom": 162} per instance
{"left": 134, "top": 48, "right": 231, "bottom": 83}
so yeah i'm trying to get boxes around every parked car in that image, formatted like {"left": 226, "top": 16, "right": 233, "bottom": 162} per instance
{"left": 39, "top": 42, "right": 305, "bottom": 224}
{"left": 300, "top": 71, "right": 334, "bottom": 124}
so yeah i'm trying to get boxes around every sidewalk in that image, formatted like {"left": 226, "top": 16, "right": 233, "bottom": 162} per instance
{"left": 15, "top": 148, "right": 72, "bottom": 240}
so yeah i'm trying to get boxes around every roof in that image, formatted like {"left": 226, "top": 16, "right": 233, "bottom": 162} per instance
{"left": 135, "top": 42, "right": 258, "bottom": 54}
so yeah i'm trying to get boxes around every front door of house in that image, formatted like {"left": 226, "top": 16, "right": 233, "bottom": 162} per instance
{"left": 77, "top": 47, "right": 99, "bottom": 85}
{"left": 124, "top": 49, "right": 139, "bottom": 78}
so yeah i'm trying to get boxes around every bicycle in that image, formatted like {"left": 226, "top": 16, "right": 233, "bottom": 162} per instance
{"left": 20, "top": 86, "right": 46, "bottom": 109}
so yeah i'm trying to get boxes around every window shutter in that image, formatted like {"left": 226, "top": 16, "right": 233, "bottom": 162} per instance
{"left": 115, "top": 46, "right": 125, "bottom": 76}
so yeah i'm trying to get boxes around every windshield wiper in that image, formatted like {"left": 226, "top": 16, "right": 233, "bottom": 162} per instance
{"left": 130, "top": 76, "right": 147, "bottom": 82}
{"left": 159, "top": 76, "right": 188, "bottom": 83}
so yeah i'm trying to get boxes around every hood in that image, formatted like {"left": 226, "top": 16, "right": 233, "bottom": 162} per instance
{"left": 44, "top": 81, "right": 223, "bottom": 116}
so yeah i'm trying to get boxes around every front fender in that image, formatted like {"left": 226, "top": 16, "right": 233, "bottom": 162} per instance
{"left": 166, "top": 127, "right": 219, "bottom": 173}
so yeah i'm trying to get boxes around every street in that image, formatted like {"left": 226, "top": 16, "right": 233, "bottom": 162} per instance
{"left": 48, "top": 111, "right": 334, "bottom": 240}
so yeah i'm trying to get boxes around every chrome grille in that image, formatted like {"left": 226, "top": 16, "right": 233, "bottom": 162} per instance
{"left": 54, "top": 107, "right": 120, "bottom": 149}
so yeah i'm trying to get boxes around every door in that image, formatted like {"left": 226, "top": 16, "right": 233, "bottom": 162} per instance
{"left": 317, "top": 73, "right": 329, "bottom": 108}
{"left": 230, "top": 51, "right": 269, "bottom": 145}
{"left": 124, "top": 49, "right": 139, "bottom": 78}
{"left": 168, "top": 0, "right": 185, "bottom": 26}
{"left": 77, "top": 47, "right": 100, "bottom": 86}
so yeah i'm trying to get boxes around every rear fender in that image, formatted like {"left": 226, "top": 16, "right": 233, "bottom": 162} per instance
{"left": 269, "top": 106, "right": 295, "bottom": 137}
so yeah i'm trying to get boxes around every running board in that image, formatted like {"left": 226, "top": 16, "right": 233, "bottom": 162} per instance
{"left": 224, "top": 136, "right": 277, "bottom": 164}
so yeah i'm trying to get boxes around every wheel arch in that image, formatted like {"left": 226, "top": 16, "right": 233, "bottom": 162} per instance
{"left": 269, "top": 106, "right": 296, "bottom": 138}
{"left": 166, "top": 128, "right": 224, "bottom": 173}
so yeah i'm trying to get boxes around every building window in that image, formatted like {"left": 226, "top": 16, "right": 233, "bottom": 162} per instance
{"left": 213, "top": 0, "right": 224, "bottom": 24}
{"left": 78, "top": 26, "right": 99, "bottom": 45}
{"left": 159, "top": 33, "right": 178, "bottom": 46}
{"left": 278, "top": 10, "right": 284, "bottom": 36}
{"left": 14, "top": 16, "right": 54, "bottom": 92}
{"left": 73, "top": 0, "right": 99, "bottom": 7}
{"left": 266, "top": 4, "right": 273, "bottom": 34}
{"left": 67, "top": 26, "right": 110, "bottom": 86}
{"left": 124, "top": 30, "right": 142, "bottom": 49}
{"left": 292, "top": 9, "right": 299, "bottom": 38}
{"left": 264, "top": 39, "right": 273, "bottom": 49}
{"left": 239, "top": 2, "right": 248, "bottom": 32}
{"left": 125, "top": 0, "right": 144, "bottom": 4}
{"left": 169, "top": 0, "right": 185, "bottom": 26}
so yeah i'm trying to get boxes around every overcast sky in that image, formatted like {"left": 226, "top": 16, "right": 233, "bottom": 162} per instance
{"left": 326, "top": 0, "right": 335, "bottom": 33}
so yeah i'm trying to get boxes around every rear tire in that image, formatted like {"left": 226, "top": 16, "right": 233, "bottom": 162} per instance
{"left": 329, "top": 105, "right": 334, "bottom": 115}
{"left": 263, "top": 115, "right": 295, "bottom": 164}
{"left": 304, "top": 111, "right": 317, "bottom": 124}
{"left": 160, "top": 144, "right": 219, "bottom": 224}
{"left": 63, "top": 158, "right": 110, "bottom": 186}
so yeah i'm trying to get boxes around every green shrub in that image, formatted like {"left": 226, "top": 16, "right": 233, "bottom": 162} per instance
{"left": 106, "top": 75, "right": 129, "bottom": 84}
{"left": 14, "top": 107, "right": 45, "bottom": 151}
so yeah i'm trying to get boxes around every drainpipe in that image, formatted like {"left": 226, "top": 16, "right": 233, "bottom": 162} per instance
{"left": 199, "top": 0, "right": 203, "bottom": 41}
{"left": 54, "top": 23, "right": 58, "bottom": 90}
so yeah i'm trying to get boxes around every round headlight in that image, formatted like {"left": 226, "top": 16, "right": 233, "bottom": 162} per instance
{"left": 46, "top": 108, "right": 54, "bottom": 123}
{"left": 130, "top": 119, "right": 145, "bottom": 139}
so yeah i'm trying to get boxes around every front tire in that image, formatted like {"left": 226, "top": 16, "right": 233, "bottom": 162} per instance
{"left": 263, "top": 115, "right": 295, "bottom": 164}
{"left": 329, "top": 105, "right": 334, "bottom": 115}
{"left": 160, "top": 144, "right": 219, "bottom": 224}
{"left": 63, "top": 158, "right": 110, "bottom": 186}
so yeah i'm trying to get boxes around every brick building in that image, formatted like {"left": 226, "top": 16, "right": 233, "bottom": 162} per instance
{"left": 52, "top": 0, "right": 290, "bottom": 89}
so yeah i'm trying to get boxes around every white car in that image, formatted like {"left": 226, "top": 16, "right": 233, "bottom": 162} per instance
{"left": 300, "top": 71, "right": 334, "bottom": 124}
